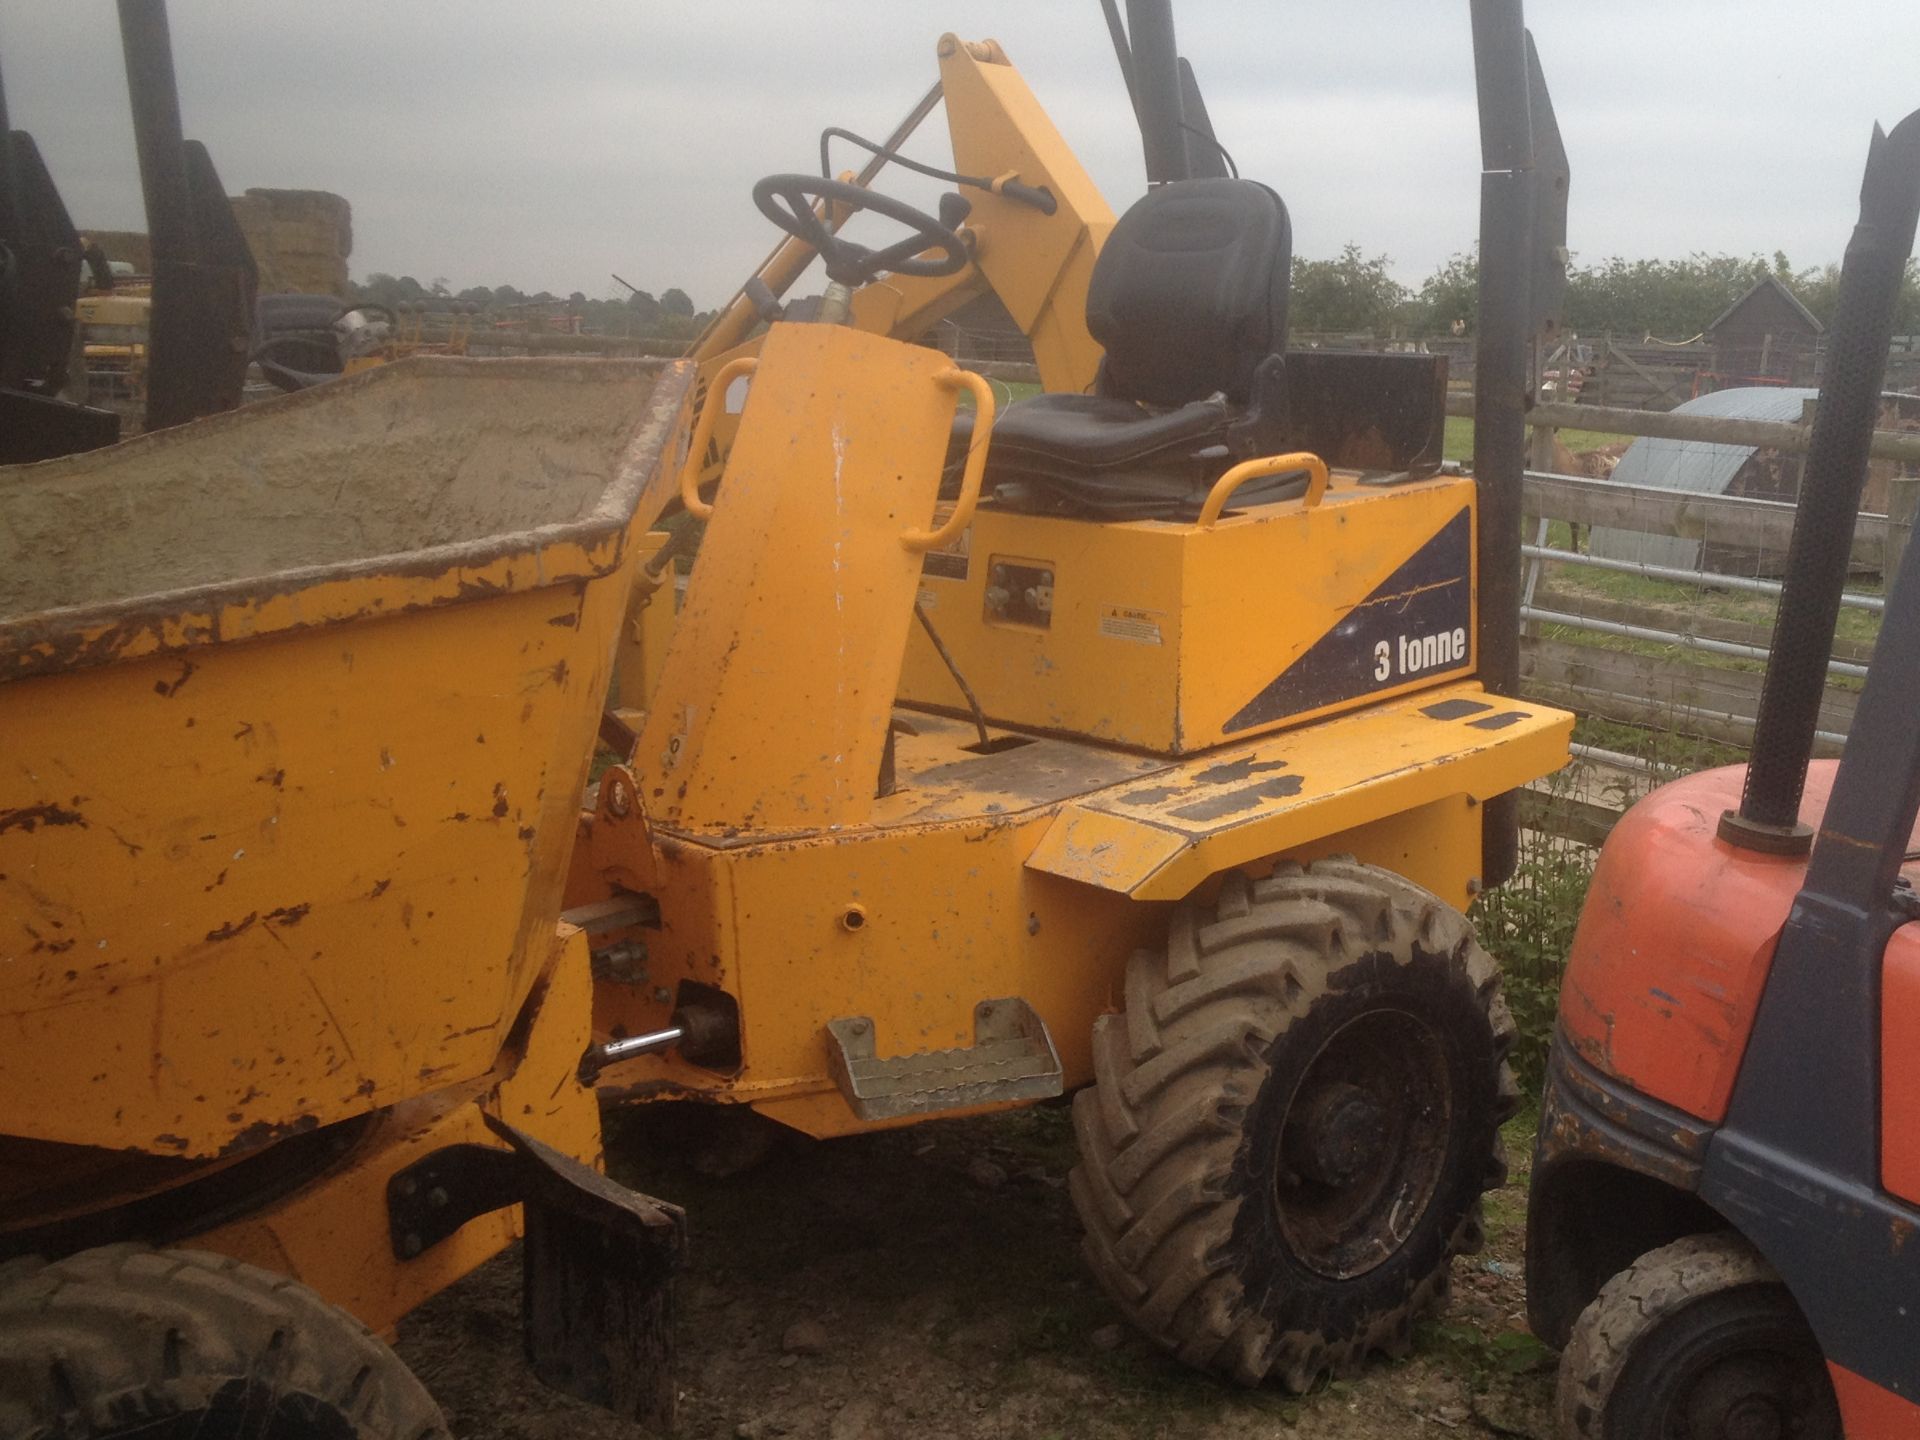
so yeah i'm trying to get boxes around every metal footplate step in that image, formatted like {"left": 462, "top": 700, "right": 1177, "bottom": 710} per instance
{"left": 826, "top": 997, "right": 1063, "bottom": 1121}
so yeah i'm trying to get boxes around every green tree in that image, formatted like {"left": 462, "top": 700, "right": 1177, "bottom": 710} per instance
{"left": 1288, "top": 245, "right": 1409, "bottom": 336}
{"left": 1414, "top": 249, "right": 1479, "bottom": 334}
{"left": 660, "top": 287, "right": 695, "bottom": 318}
{"left": 1563, "top": 253, "right": 1767, "bottom": 338}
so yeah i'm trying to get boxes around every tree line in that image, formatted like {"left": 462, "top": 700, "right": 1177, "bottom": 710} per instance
{"left": 1293, "top": 246, "right": 1920, "bottom": 340}
{"left": 350, "top": 272, "right": 715, "bottom": 339}
{"left": 352, "top": 249, "right": 1920, "bottom": 345}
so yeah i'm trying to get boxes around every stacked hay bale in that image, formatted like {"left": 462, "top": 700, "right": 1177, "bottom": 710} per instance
{"left": 229, "top": 189, "right": 352, "bottom": 297}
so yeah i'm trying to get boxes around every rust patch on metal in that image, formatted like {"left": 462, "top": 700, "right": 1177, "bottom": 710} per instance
{"left": 0, "top": 801, "right": 88, "bottom": 834}
{"left": 492, "top": 783, "right": 510, "bottom": 819}
{"left": 152, "top": 659, "right": 197, "bottom": 698}
{"left": 264, "top": 903, "right": 311, "bottom": 927}
{"left": 206, "top": 912, "right": 259, "bottom": 943}
{"left": 369, "top": 878, "right": 391, "bottom": 898}
{"left": 257, "top": 766, "right": 286, "bottom": 789}
{"left": 218, "top": 1112, "right": 320, "bottom": 1158}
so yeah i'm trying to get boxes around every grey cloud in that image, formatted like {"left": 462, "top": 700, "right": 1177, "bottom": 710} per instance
{"left": 3, "top": 2, "right": 1916, "bottom": 306}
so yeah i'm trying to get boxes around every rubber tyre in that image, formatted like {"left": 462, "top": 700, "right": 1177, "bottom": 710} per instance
{"left": 1069, "top": 857, "right": 1517, "bottom": 1389}
{"left": 0, "top": 1244, "right": 447, "bottom": 1440}
{"left": 1556, "top": 1232, "right": 1840, "bottom": 1439}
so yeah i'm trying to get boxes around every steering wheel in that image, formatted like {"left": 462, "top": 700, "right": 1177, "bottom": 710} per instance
{"left": 751, "top": 174, "right": 970, "bottom": 288}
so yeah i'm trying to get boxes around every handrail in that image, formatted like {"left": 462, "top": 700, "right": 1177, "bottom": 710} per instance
{"left": 1196, "top": 451, "right": 1329, "bottom": 527}
{"left": 902, "top": 369, "right": 996, "bottom": 552}
{"left": 676, "top": 356, "right": 758, "bottom": 518}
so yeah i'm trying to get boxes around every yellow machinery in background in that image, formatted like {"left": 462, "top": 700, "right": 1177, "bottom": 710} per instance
{"left": 0, "top": 358, "right": 696, "bottom": 1435}
{"left": 565, "top": 0, "right": 1576, "bottom": 1393}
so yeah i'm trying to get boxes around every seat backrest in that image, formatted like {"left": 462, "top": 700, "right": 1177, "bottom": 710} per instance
{"left": 1085, "top": 178, "right": 1290, "bottom": 408}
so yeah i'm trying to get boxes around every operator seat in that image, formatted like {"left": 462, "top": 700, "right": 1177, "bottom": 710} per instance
{"left": 952, "top": 177, "right": 1296, "bottom": 520}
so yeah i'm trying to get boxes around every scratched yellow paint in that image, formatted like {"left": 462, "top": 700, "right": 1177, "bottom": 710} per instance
{"left": 192, "top": 925, "right": 605, "bottom": 1334}
{"left": 1024, "top": 679, "right": 1571, "bottom": 900}
{"left": 582, "top": 692, "right": 1568, "bottom": 1140}
{"left": 898, "top": 475, "right": 1479, "bottom": 753}
{"left": 0, "top": 358, "right": 696, "bottom": 1160}
{"left": 636, "top": 324, "right": 959, "bottom": 834}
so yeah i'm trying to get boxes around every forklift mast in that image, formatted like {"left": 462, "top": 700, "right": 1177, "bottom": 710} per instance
{"left": 1469, "top": 0, "right": 1568, "bottom": 889}
{"left": 0, "top": 56, "right": 121, "bottom": 461}
{"left": 116, "top": 0, "right": 257, "bottom": 433}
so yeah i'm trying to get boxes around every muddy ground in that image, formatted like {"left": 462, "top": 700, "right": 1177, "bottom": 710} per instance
{"left": 396, "top": 1104, "right": 1554, "bottom": 1440}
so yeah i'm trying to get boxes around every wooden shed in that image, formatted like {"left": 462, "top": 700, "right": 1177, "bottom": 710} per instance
{"left": 1702, "top": 275, "right": 1823, "bottom": 389}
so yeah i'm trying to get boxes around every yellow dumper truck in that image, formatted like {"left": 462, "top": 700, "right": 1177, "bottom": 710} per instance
{"left": 0, "top": 357, "right": 695, "bottom": 1434}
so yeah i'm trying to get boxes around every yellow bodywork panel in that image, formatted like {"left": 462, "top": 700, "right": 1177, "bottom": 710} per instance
{"left": 194, "top": 924, "right": 605, "bottom": 1336}
{"left": 584, "top": 688, "right": 1569, "bottom": 1140}
{"left": 929, "top": 34, "right": 1111, "bottom": 392}
{"left": 900, "top": 474, "right": 1478, "bottom": 753}
{"left": 612, "top": 530, "right": 678, "bottom": 713}
{"left": 1024, "top": 681, "right": 1570, "bottom": 899}
{"left": 0, "top": 357, "right": 695, "bottom": 1159}
{"left": 638, "top": 325, "right": 958, "bottom": 833}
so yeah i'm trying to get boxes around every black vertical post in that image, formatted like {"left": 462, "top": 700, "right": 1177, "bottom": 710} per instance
{"left": 116, "top": 0, "right": 255, "bottom": 432}
{"left": 1125, "top": 0, "right": 1190, "bottom": 185}
{"left": 118, "top": 0, "right": 192, "bottom": 273}
{"left": 0, "top": 58, "right": 21, "bottom": 392}
{"left": 118, "top": 0, "right": 200, "bottom": 432}
{"left": 0, "top": 58, "right": 19, "bottom": 252}
{"left": 1724, "top": 111, "right": 1920, "bottom": 854}
{"left": 1469, "top": 0, "right": 1533, "bottom": 890}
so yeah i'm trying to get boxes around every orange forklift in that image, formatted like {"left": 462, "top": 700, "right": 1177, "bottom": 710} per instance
{"left": 1527, "top": 110, "right": 1920, "bottom": 1436}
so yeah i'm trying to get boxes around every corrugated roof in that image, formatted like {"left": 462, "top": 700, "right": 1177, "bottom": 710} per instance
{"left": 1588, "top": 386, "right": 1816, "bottom": 570}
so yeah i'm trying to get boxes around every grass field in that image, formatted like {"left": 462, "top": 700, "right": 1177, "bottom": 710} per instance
{"left": 1441, "top": 415, "right": 1632, "bottom": 464}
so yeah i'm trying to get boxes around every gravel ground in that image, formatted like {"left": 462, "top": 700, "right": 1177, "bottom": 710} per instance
{"left": 395, "top": 1103, "right": 1555, "bottom": 1440}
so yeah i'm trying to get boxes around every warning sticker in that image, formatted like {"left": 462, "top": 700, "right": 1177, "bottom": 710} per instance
{"left": 919, "top": 504, "right": 971, "bottom": 581}
{"left": 1100, "top": 606, "right": 1165, "bottom": 645}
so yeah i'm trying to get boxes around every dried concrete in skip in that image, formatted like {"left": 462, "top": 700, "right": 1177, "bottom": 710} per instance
{"left": 0, "top": 357, "right": 665, "bottom": 619}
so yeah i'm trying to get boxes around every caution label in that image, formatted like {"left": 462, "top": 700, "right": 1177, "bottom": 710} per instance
{"left": 1100, "top": 606, "right": 1165, "bottom": 645}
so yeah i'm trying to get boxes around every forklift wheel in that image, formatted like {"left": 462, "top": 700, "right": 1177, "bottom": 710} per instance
{"left": 1069, "top": 858, "right": 1516, "bottom": 1389}
{"left": 0, "top": 1244, "right": 448, "bottom": 1440}
{"left": 1556, "top": 1232, "right": 1840, "bottom": 1439}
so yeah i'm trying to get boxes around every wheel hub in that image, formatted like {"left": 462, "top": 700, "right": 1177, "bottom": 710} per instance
{"left": 1271, "top": 1008, "right": 1453, "bottom": 1281}
{"left": 1288, "top": 1081, "right": 1388, "bottom": 1187}
{"left": 1686, "top": 1355, "right": 1795, "bottom": 1440}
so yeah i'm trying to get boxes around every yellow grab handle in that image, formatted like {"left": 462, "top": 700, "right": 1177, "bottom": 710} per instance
{"left": 677, "top": 356, "right": 759, "bottom": 519}
{"left": 1196, "top": 451, "right": 1330, "bottom": 527}
{"left": 902, "top": 368, "right": 995, "bottom": 553}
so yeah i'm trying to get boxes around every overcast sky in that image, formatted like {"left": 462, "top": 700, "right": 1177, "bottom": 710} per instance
{"left": 6, "top": 3, "right": 1919, "bottom": 309}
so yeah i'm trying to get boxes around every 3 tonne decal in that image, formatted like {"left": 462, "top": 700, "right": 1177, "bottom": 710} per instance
{"left": 1225, "top": 506, "right": 1473, "bottom": 733}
